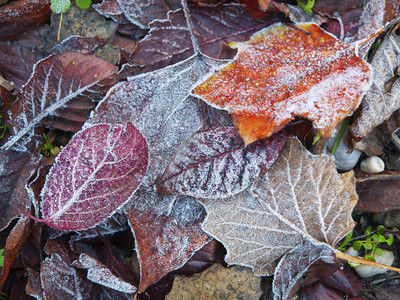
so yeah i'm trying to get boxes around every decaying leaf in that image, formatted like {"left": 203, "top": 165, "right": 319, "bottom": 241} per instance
{"left": 40, "top": 122, "right": 149, "bottom": 231}
{"left": 351, "top": 30, "right": 400, "bottom": 147}
{"left": 2, "top": 51, "right": 118, "bottom": 150}
{"left": 167, "top": 264, "right": 262, "bottom": 300}
{"left": 193, "top": 23, "right": 372, "bottom": 145}
{"left": 125, "top": 190, "right": 210, "bottom": 293}
{"left": 156, "top": 127, "right": 285, "bottom": 198}
{"left": 200, "top": 137, "right": 358, "bottom": 276}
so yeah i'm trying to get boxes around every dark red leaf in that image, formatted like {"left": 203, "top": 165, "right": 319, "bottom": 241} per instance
{"left": 273, "top": 240, "right": 339, "bottom": 300}
{"left": 0, "top": 139, "right": 40, "bottom": 231}
{"left": 121, "top": 4, "right": 266, "bottom": 75}
{"left": 297, "top": 282, "right": 346, "bottom": 300}
{"left": 40, "top": 122, "right": 149, "bottom": 231}
{"left": 0, "top": 41, "right": 30, "bottom": 89}
{"left": 156, "top": 127, "right": 286, "bottom": 198}
{"left": 93, "top": 0, "right": 129, "bottom": 24}
{"left": 320, "top": 265, "right": 362, "bottom": 297}
{"left": 2, "top": 51, "right": 118, "bottom": 149}
{"left": 0, "top": 0, "right": 50, "bottom": 41}
{"left": 124, "top": 190, "right": 210, "bottom": 293}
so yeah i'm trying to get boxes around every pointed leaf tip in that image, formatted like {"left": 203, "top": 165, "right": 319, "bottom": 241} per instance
{"left": 40, "top": 122, "right": 149, "bottom": 231}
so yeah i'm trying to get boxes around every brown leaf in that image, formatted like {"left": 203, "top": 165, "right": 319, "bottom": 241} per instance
{"left": 355, "top": 171, "right": 400, "bottom": 212}
{"left": 200, "top": 136, "right": 358, "bottom": 276}
{"left": 351, "top": 30, "right": 400, "bottom": 149}
{"left": 167, "top": 264, "right": 262, "bottom": 300}
{"left": 193, "top": 23, "right": 371, "bottom": 145}
{"left": 0, "top": 0, "right": 50, "bottom": 41}
{"left": 0, "top": 139, "right": 40, "bottom": 231}
{"left": 0, "top": 215, "right": 31, "bottom": 290}
{"left": 124, "top": 190, "right": 210, "bottom": 293}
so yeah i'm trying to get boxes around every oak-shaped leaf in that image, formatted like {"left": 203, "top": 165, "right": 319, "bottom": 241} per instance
{"left": 1, "top": 51, "right": 118, "bottom": 150}
{"left": 200, "top": 137, "right": 358, "bottom": 276}
{"left": 40, "top": 122, "right": 149, "bottom": 231}
{"left": 156, "top": 127, "right": 286, "bottom": 198}
{"left": 351, "top": 31, "right": 400, "bottom": 147}
{"left": 193, "top": 23, "right": 372, "bottom": 145}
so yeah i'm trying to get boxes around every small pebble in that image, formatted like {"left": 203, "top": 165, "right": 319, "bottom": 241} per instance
{"left": 354, "top": 250, "right": 395, "bottom": 278}
{"left": 360, "top": 156, "right": 385, "bottom": 173}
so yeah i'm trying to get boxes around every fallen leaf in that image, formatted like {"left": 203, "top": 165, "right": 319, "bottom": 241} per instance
{"left": 200, "top": 136, "right": 358, "bottom": 276}
{"left": 156, "top": 127, "right": 285, "bottom": 198}
{"left": 0, "top": 0, "right": 50, "bottom": 40}
{"left": 75, "top": 253, "right": 137, "bottom": 295}
{"left": 93, "top": 0, "right": 129, "bottom": 24}
{"left": 116, "top": 0, "right": 180, "bottom": 29}
{"left": 355, "top": 172, "right": 400, "bottom": 212}
{"left": 351, "top": 30, "right": 400, "bottom": 146}
{"left": 124, "top": 190, "right": 210, "bottom": 293}
{"left": 167, "top": 264, "right": 262, "bottom": 300}
{"left": 40, "top": 122, "right": 149, "bottom": 231}
{"left": 193, "top": 23, "right": 372, "bottom": 145}
{"left": 320, "top": 265, "right": 363, "bottom": 296}
{"left": 0, "top": 41, "right": 30, "bottom": 89}
{"left": 0, "top": 139, "right": 40, "bottom": 231}
{"left": 123, "top": 4, "right": 264, "bottom": 73}
{"left": 297, "top": 282, "right": 346, "bottom": 300}
{"left": 273, "top": 240, "right": 338, "bottom": 300}
{"left": 40, "top": 253, "right": 88, "bottom": 300}
{"left": 312, "top": 0, "right": 362, "bottom": 17}
{"left": 2, "top": 51, "right": 118, "bottom": 150}
{"left": 0, "top": 216, "right": 31, "bottom": 290}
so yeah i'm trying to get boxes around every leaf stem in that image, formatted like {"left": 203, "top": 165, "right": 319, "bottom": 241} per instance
{"left": 57, "top": 13, "right": 63, "bottom": 41}
{"left": 20, "top": 211, "right": 45, "bottom": 223}
{"left": 335, "top": 250, "right": 400, "bottom": 273}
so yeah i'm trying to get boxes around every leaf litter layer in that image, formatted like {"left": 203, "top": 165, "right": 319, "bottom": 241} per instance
{"left": 193, "top": 23, "right": 372, "bottom": 145}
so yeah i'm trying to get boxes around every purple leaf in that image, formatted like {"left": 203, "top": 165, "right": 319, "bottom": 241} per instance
{"left": 40, "top": 122, "right": 149, "bottom": 231}
{"left": 2, "top": 51, "right": 118, "bottom": 150}
{"left": 156, "top": 127, "right": 286, "bottom": 198}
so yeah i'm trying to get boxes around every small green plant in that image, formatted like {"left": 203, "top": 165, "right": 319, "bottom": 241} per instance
{"left": 0, "top": 114, "right": 6, "bottom": 139}
{"left": 337, "top": 225, "right": 394, "bottom": 263}
{"left": 41, "top": 132, "right": 61, "bottom": 157}
{"left": 295, "top": 0, "right": 315, "bottom": 15}
{"left": 0, "top": 249, "right": 4, "bottom": 267}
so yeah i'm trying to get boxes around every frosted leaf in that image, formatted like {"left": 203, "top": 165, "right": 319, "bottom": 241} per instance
{"left": 351, "top": 31, "right": 400, "bottom": 147}
{"left": 156, "top": 127, "right": 285, "bottom": 198}
{"left": 1, "top": 51, "right": 118, "bottom": 150}
{"left": 40, "top": 122, "right": 149, "bottom": 231}
{"left": 125, "top": 4, "right": 260, "bottom": 71}
{"left": 116, "top": 0, "right": 178, "bottom": 29}
{"left": 273, "top": 240, "right": 337, "bottom": 300}
{"left": 200, "top": 137, "right": 358, "bottom": 276}
{"left": 0, "top": 139, "right": 40, "bottom": 231}
{"left": 193, "top": 23, "right": 372, "bottom": 145}
{"left": 41, "top": 254, "right": 84, "bottom": 300}
{"left": 77, "top": 253, "right": 137, "bottom": 294}
{"left": 125, "top": 189, "right": 210, "bottom": 292}
{"left": 51, "top": 0, "right": 71, "bottom": 13}
{"left": 93, "top": 0, "right": 127, "bottom": 24}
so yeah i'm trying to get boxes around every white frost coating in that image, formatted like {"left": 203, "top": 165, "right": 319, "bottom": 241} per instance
{"left": 79, "top": 253, "right": 137, "bottom": 293}
{"left": 200, "top": 137, "right": 358, "bottom": 276}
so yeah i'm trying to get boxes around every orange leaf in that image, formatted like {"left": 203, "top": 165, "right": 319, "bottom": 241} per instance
{"left": 193, "top": 23, "right": 372, "bottom": 145}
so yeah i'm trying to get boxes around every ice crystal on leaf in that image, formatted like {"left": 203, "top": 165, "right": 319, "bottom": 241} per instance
{"left": 193, "top": 23, "right": 372, "bottom": 145}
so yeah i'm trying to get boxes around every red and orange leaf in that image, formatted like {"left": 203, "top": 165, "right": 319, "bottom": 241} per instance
{"left": 193, "top": 23, "right": 372, "bottom": 145}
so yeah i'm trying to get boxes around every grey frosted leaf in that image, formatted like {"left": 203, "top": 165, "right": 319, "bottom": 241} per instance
{"left": 351, "top": 31, "right": 400, "bottom": 148}
{"left": 76, "top": 253, "right": 137, "bottom": 294}
{"left": 156, "top": 127, "right": 286, "bottom": 198}
{"left": 2, "top": 51, "right": 118, "bottom": 150}
{"left": 200, "top": 137, "right": 357, "bottom": 276}
{"left": 273, "top": 240, "right": 337, "bottom": 300}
